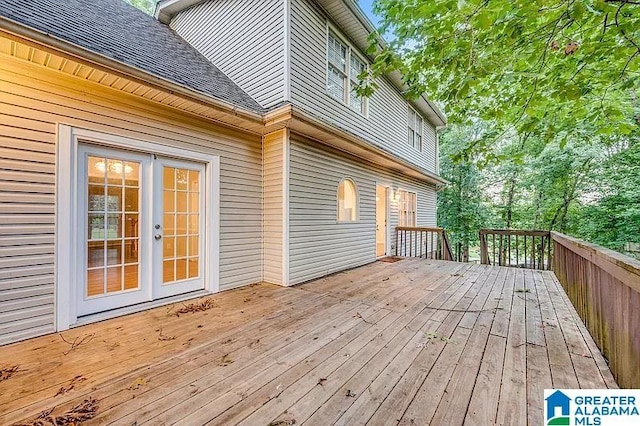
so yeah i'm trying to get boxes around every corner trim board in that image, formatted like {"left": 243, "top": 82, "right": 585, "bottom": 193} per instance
{"left": 283, "top": 128, "right": 290, "bottom": 286}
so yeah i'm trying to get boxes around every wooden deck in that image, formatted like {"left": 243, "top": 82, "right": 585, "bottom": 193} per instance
{"left": 0, "top": 259, "right": 617, "bottom": 425}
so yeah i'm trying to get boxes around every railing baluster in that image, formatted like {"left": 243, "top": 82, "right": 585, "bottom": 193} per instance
{"left": 478, "top": 229, "right": 552, "bottom": 270}
{"left": 547, "top": 235, "right": 552, "bottom": 270}
{"left": 395, "top": 228, "right": 398, "bottom": 256}
{"left": 403, "top": 230, "right": 407, "bottom": 256}
{"left": 391, "top": 227, "right": 453, "bottom": 262}
{"left": 531, "top": 236, "right": 535, "bottom": 269}
{"left": 430, "top": 231, "right": 434, "bottom": 259}
{"left": 492, "top": 234, "right": 496, "bottom": 266}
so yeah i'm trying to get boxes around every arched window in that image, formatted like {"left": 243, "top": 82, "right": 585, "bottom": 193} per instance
{"left": 337, "top": 178, "right": 358, "bottom": 222}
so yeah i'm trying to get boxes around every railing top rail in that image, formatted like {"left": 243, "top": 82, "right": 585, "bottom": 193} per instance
{"left": 479, "top": 229, "right": 550, "bottom": 237}
{"left": 396, "top": 226, "right": 444, "bottom": 232}
{"left": 551, "top": 232, "right": 640, "bottom": 292}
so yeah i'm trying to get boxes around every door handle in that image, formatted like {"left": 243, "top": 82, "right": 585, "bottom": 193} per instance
{"left": 154, "top": 234, "right": 162, "bottom": 240}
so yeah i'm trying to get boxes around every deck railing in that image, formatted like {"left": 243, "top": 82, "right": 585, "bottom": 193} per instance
{"left": 552, "top": 232, "right": 640, "bottom": 388}
{"left": 479, "top": 229, "right": 552, "bottom": 270}
{"left": 394, "top": 227, "right": 453, "bottom": 261}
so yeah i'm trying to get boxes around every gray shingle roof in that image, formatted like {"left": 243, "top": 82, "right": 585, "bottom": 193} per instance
{"left": 0, "top": 0, "right": 264, "bottom": 112}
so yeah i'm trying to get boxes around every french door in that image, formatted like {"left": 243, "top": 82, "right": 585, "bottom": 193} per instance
{"left": 153, "top": 157, "right": 205, "bottom": 299}
{"left": 77, "top": 145, "right": 206, "bottom": 316}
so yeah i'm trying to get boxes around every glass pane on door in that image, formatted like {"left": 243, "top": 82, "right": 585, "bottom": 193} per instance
{"left": 86, "top": 156, "right": 140, "bottom": 297}
{"left": 162, "top": 167, "right": 200, "bottom": 284}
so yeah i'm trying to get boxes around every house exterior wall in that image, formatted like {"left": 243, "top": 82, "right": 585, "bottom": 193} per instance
{"left": 0, "top": 57, "right": 263, "bottom": 345}
{"left": 288, "top": 134, "right": 437, "bottom": 285}
{"left": 170, "top": 0, "right": 286, "bottom": 108}
{"left": 289, "top": 0, "right": 438, "bottom": 174}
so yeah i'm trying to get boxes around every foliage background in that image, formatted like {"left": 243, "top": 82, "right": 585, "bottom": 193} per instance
{"left": 367, "top": 0, "right": 640, "bottom": 260}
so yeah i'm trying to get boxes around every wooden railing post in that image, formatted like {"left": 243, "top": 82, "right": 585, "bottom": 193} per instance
{"left": 440, "top": 230, "right": 453, "bottom": 261}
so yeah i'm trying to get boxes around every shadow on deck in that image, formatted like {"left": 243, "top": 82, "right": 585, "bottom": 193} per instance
{"left": 0, "top": 259, "right": 616, "bottom": 425}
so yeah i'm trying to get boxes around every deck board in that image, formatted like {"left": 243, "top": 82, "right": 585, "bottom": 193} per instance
{"left": 0, "top": 260, "right": 617, "bottom": 425}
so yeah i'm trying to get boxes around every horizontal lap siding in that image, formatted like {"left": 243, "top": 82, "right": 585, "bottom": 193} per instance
{"left": 171, "top": 0, "right": 286, "bottom": 108}
{"left": 288, "top": 135, "right": 436, "bottom": 285}
{"left": 289, "top": 0, "right": 438, "bottom": 173}
{"left": 0, "top": 58, "right": 262, "bottom": 345}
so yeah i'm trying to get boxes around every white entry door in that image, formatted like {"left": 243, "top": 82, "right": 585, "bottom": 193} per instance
{"left": 77, "top": 145, "right": 206, "bottom": 316}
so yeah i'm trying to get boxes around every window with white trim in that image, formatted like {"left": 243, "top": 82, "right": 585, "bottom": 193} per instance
{"left": 337, "top": 178, "right": 358, "bottom": 222}
{"left": 408, "top": 108, "right": 423, "bottom": 151}
{"left": 398, "top": 190, "right": 417, "bottom": 226}
{"left": 327, "top": 31, "right": 367, "bottom": 115}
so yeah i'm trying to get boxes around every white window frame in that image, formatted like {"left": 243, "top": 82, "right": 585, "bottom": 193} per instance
{"left": 407, "top": 107, "right": 423, "bottom": 152}
{"left": 326, "top": 26, "right": 369, "bottom": 117}
{"left": 398, "top": 190, "right": 417, "bottom": 227}
{"left": 336, "top": 178, "right": 359, "bottom": 222}
{"left": 56, "top": 125, "right": 220, "bottom": 330}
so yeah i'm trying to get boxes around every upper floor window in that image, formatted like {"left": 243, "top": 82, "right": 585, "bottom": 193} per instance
{"left": 337, "top": 178, "right": 358, "bottom": 222}
{"left": 398, "top": 190, "right": 417, "bottom": 227}
{"left": 327, "top": 31, "right": 367, "bottom": 116}
{"left": 408, "top": 108, "right": 423, "bottom": 151}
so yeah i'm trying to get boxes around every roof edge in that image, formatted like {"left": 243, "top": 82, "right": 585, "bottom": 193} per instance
{"left": 0, "top": 17, "right": 265, "bottom": 122}
{"left": 155, "top": 0, "right": 204, "bottom": 24}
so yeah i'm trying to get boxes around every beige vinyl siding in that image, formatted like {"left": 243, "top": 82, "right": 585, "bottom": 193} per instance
{"left": 170, "top": 0, "right": 286, "bottom": 108}
{"left": 289, "top": 0, "right": 438, "bottom": 174}
{"left": 288, "top": 135, "right": 437, "bottom": 285}
{"left": 0, "top": 56, "right": 263, "bottom": 345}
{"left": 263, "top": 130, "right": 285, "bottom": 285}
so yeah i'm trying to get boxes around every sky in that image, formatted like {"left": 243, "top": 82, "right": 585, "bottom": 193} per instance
{"left": 358, "top": 0, "right": 380, "bottom": 27}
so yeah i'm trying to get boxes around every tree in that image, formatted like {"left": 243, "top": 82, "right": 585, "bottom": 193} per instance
{"left": 124, "top": 0, "right": 155, "bottom": 15}
{"left": 572, "top": 141, "right": 640, "bottom": 251}
{"left": 367, "top": 0, "right": 640, "bottom": 153}
{"left": 437, "top": 124, "right": 491, "bottom": 261}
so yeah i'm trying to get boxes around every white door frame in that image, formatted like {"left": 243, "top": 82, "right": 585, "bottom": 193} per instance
{"left": 375, "top": 184, "right": 390, "bottom": 258}
{"left": 56, "top": 125, "right": 220, "bottom": 330}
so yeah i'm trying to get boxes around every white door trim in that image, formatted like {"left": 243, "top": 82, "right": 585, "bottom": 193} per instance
{"left": 56, "top": 125, "right": 220, "bottom": 330}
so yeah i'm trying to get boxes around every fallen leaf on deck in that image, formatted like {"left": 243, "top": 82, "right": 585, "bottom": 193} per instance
{"left": 0, "top": 365, "right": 20, "bottom": 382}
{"left": 267, "top": 420, "right": 296, "bottom": 426}
{"left": 317, "top": 378, "right": 327, "bottom": 386}
{"left": 23, "top": 397, "right": 98, "bottom": 426}
{"left": 171, "top": 298, "right": 219, "bottom": 316}
{"left": 127, "top": 377, "right": 148, "bottom": 391}
{"left": 220, "top": 354, "right": 234, "bottom": 366}
{"left": 156, "top": 328, "right": 176, "bottom": 341}
{"left": 54, "top": 375, "right": 87, "bottom": 397}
